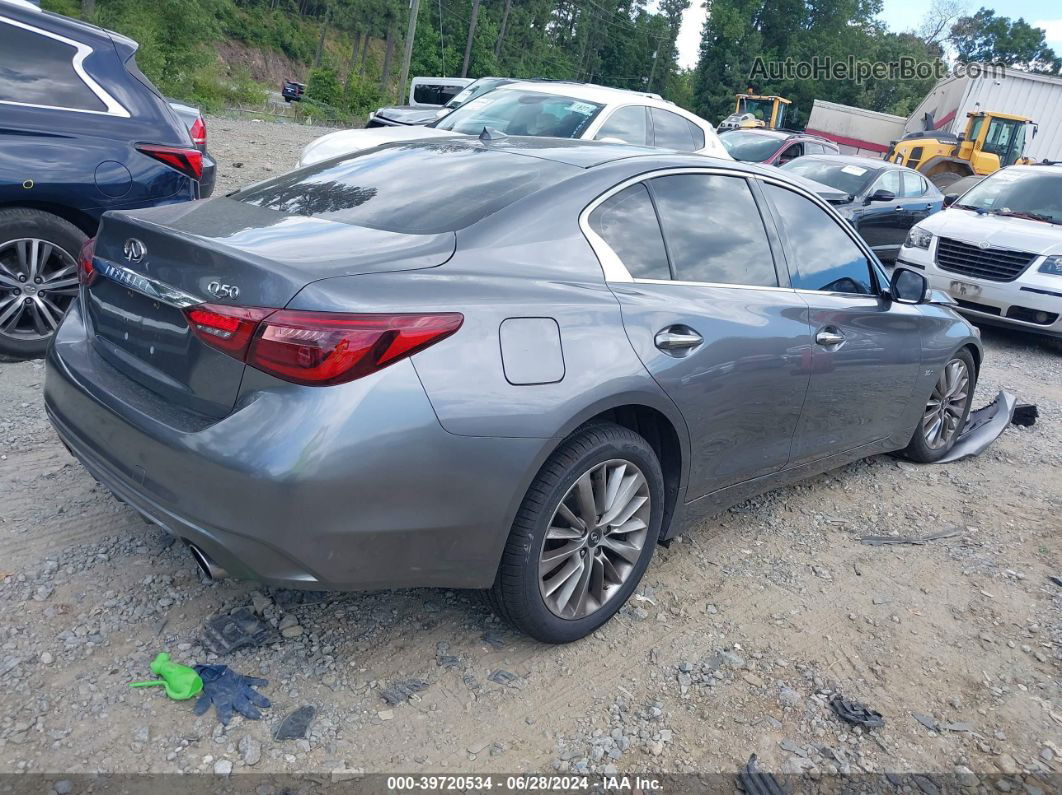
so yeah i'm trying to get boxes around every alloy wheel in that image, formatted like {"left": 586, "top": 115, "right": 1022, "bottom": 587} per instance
{"left": 0, "top": 238, "right": 79, "bottom": 341}
{"left": 922, "top": 358, "right": 970, "bottom": 449}
{"left": 538, "top": 458, "right": 651, "bottom": 620}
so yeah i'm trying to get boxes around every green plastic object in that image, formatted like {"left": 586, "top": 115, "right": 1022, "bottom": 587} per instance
{"left": 129, "top": 653, "right": 204, "bottom": 700}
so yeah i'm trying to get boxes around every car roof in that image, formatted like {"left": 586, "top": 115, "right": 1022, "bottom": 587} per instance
{"left": 795, "top": 153, "right": 896, "bottom": 170}
{"left": 493, "top": 80, "right": 667, "bottom": 107}
{"left": 720, "top": 128, "right": 791, "bottom": 141}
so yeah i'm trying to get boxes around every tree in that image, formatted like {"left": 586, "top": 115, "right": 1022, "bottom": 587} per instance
{"left": 949, "top": 8, "right": 1060, "bottom": 73}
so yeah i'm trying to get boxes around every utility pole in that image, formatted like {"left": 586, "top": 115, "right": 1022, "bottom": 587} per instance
{"left": 398, "top": 0, "right": 422, "bottom": 103}
{"left": 460, "top": 0, "right": 481, "bottom": 78}
{"left": 647, "top": 48, "right": 658, "bottom": 91}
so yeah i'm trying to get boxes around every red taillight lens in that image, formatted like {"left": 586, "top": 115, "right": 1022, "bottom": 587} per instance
{"left": 185, "top": 304, "right": 273, "bottom": 356}
{"left": 248, "top": 311, "right": 464, "bottom": 386}
{"left": 78, "top": 237, "right": 96, "bottom": 286}
{"left": 137, "top": 143, "right": 204, "bottom": 181}
{"left": 182, "top": 305, "right": 463, "bottom": 386}
{"left": 189, "top": 116, "right": 207, "bottom": 148}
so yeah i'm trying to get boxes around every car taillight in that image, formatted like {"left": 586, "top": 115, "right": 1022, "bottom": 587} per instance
{"left": 78, "top": 237, "right": 96, "bottom": 286}
{"left": 183, "top": 304, "right": 463, "bottom": 386}
{"left": 137, "top": 143, "right": 203, "bottom": 181}
{"left": 189, "top": 116, "right": 207, "bottom": 148}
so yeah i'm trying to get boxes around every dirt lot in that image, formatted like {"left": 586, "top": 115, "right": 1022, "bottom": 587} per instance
{"left": 1, "top": 118, "right": 1060, "bottom": 789}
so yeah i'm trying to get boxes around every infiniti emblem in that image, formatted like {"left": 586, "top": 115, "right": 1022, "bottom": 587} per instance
{"left": 123, "top": 238, "right": 146, "bottom": 262}
{"left": 977, "top": 241, "right": 990, "bottom": 250}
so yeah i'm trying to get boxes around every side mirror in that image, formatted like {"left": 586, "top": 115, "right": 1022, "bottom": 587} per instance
{"left": 889, "top": 267, "right": 929, "bottom": 304}
{"left": 943, "top": 194, "right": 957, "bottom": 207}
{"left": 865, "top": 189, "right": 896, "bottom": 204}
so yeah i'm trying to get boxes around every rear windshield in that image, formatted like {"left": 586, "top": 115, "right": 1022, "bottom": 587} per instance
{"left": 234, "top": 141, "right": 577, "bottom": 234}
{"left": 719, "top": 131, "right": 783, "bottom": 162}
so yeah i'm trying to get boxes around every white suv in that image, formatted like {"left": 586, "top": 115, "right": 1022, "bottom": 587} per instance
{"left": 298, "top": 81, "right": 730, "bottom": 167}
{"left": 897, "top": 165, "right": 1062, "bottom": 339}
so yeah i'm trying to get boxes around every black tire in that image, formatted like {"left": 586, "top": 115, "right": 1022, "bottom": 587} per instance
{"left": 0, "top": 208, "right": 86, "bottom": 360}
{"left": 899, "top": 348, "right": 977, "bottom": 463}
{"left": 487, "top": 423, "right": 664, "bottom": 643}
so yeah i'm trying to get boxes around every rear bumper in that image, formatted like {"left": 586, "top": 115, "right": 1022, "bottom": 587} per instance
{"left": 45, "top": 302, "right": 545, "bottom": 590}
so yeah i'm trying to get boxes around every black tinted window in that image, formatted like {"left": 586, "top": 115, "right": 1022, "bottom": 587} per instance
{"left": 649, "top": 174, "right": 776, "bottom": 286}
{"left": 595, "top": 106, "right": 648, "bottom": 146}
{"left": 651, "top": 108, "right": 696, "bottom": 151}
{"left": 0, "top": 22, "right": 106, "bottom": 111}
{"left": 413, "top": 83, "right": 464, "bottom": 105}
{"left": 765, "top": 184, "right": 873, "bottom": 294}
{"left": 588, "top": 184, "right": 670, "bottom": 280}
{"left": 236, "top": 142, "right": 576, "bottom": 234}
{"left": 687, "top": 120, "right": 705, "bottom": 150}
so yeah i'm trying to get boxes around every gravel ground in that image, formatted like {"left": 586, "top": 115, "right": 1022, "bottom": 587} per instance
{"left": 1, "top": 118, "right": 1060, "bottom": 788}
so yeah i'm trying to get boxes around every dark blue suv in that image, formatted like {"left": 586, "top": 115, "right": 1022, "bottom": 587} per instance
{"left": 0, "top": 0, "right": 208, "bottom": 358}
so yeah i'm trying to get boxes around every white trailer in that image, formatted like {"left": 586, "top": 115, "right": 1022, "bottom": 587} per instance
{"left": 904, "top": 68, "right": 1062, "bottom": 162}
{"left": 805, "top": 100, "right": 907, "bottom": 158}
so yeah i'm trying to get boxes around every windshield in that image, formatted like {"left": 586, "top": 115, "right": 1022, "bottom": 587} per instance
{"left": 954, "top": 168, "right": 1062, "bottom": 224}
{"left": 445, "top": 78, "right": 508, "bottom": 109}
{"left": 433, "top": 89, "right": 604, "bottom": 138}
{"left": 737, "top": 97, "right": 775, "bottom": 123}
{"left": 779, "top": 159, "right": 878, "bottom": 195}
{"left": 982, "top": 119, "right": 1027, "bottom": 168}
{"left": 719, "top": 130, "right": 783, "bottom": 162}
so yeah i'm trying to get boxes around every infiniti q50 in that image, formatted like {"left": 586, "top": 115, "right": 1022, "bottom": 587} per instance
{"left": 45, "top": 138, "right": 981, "bottom": 642}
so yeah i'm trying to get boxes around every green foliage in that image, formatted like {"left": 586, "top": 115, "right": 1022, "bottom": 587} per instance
{"left": 949, "top": 8, "right": 1060, "bottom": 74}
{"left": 307, "top": 66, "right": 344, "bottom": 105}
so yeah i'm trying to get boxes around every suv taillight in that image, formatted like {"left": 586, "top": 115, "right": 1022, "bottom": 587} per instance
{"left": 78, "top": 237, "right": 97, "bottom": 286}
{"left": 189, "top": 116, "right": 207, "bottom": 148}
{"left": 137, "top": 143, "right": 203, "bottom": 181}
{"left": 184, "top": 304, "right": 463, "bottom": 386}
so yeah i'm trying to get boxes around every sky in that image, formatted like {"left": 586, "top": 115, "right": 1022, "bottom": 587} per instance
{"left": 672, "top": 0, "right": 1062, "bottom": 69}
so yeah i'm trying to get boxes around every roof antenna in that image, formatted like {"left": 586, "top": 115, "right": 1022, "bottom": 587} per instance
{"left": 479, "top": 126, "right": 508, "bottom": 142}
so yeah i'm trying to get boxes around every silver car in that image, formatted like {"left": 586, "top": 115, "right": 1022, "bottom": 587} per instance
{"left": 46, "top": 137, "right": 982, "bottom": 643}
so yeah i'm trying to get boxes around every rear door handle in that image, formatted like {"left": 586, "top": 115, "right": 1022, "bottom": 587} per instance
{"left": 816, "top": 328, "right": 846, "bottom": 347}
{"left": 655, "top": 326, "right": 703, "bottom": 352}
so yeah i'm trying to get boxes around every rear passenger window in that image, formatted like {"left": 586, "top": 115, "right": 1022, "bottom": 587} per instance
{"left": 764, "top": 184, "right": 874, "bottom": 295}
{"left": 0, "top": 21, "right": 106, "bottom": 112}
{"left": 595, "top": 106, "right": 649, "bottom": 146}
{"left": 687, "top": 120, "right": 705, "bottom": 150}
{"left": 649, "top": 174, "right": 777, "bottom": 286}
{"left": 588, "top": 184, "right": 670, "bottom": 280}
{"left": 900, "top": 172, "right": 928, "bottom": 197}
{"left": 651, "top": 109, "right": 696, "bottom": 151}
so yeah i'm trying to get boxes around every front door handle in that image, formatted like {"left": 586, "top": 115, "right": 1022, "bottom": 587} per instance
{"left": 655, "top": 326, "right": 703, "bottom": 352}
{"left": 816, "top": 328, "right": 846, "bottom": 347}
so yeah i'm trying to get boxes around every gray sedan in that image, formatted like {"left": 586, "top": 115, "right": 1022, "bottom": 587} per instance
{"left": 46, "top": 137, "right": 981, "bottom": 642}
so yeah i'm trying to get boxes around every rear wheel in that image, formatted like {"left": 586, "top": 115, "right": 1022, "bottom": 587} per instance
{"left": 0, "top": 209, "right": 85, "bottom": 359}
{"left": 488, "top": 423, "right": 664, "bottom": 643}
{"left": 900, "top": 349, "right": 976, "bottom": 462}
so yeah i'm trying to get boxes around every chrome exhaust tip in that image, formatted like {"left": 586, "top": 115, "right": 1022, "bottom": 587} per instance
{"left": 188, "top": 544, "right": 227, "bottom": 581}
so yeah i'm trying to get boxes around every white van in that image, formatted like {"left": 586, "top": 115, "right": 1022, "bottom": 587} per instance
{"left": 408, "top": 77, "right": 474, "bottom": 108}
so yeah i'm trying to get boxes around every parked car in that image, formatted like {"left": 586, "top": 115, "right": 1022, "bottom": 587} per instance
{"left": 281, "top": 80, "right": 305, "bottom": 102}
{"left": 0, "top": 0, "right": 208, "bottom": 358}
{"left": 298, "top": 82, "right": 731, "bottom": 166}
{"left": 47, "top": 138, "right": 981, "bottom": 643}
{"left": 166, "top": 99, "right": 216, "bottom": 198}
{"left": 719, "top": 128, "right": 839, "bottom": 165}
{"left": 780, "top": 155, "right": 944, "bottom": 263}
{"left": 367, "top": 76, "right": 515, "bottom": 128}
{"left": 897, "top": 164, "right": 1062, "bottom": 338}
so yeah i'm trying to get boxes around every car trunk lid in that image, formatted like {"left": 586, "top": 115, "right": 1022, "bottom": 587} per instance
{"left": 85, "top": 199, "right": 455, "bottom": 418}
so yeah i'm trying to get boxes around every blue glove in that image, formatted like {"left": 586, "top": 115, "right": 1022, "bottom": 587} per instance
{"left": 193, "top": 664, "right": 270, "bottom": 725}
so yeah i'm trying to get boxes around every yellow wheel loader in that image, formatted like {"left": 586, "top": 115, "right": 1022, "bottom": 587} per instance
{"left": 885, "top": 111, "right": 1038, "bottom": 190}
{"left": 717, "top": 94, "right": 792, "bottom": 131}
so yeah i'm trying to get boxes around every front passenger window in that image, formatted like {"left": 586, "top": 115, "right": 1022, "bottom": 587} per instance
{"left": 764, "top": 184, "right": 874, "bottom": 295}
